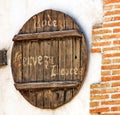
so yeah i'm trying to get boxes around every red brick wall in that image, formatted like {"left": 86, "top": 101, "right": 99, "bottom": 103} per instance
{"left": 90, "top": 0, "right": 120, "bottom": 115}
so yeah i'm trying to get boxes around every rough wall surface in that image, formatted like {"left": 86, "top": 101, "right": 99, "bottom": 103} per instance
{"left": 90, "top": 0, "right": 120, "bottom": 115}
{"left": 0, "top": 0, "right": 103, "bottom": 115}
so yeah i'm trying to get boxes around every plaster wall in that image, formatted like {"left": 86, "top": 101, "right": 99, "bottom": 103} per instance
{"left": 0, "top": 0, "right": 103, "bottom": 115}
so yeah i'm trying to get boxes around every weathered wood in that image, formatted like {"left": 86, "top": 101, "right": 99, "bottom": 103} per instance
{"left": 15, "top": 81, "right": 80, "bottom": 90}
{"left": 36, "top": 11, "right": 44, "bottom": 108}
{"left": 11, "top": 42, "right": 22, "bottom": 82}
{"left": 29, "top": 15, "right": 37, "bottom": 106}
{"left": 11, "top": 9, "right": 88, "bottom": 109}
{"left": 64, "top": 14, "right": 74, "bottom": 102}
{"left": 56, "top": 11, "right": 65, "bottom": 107}
{"left": 13, "top": 30, "right": 82, "bottom": 41}
{"left": 43, "top": 10, "right": 51, "bottom": 109}
{"left": 0, "top": 50, "right": 7, "bottom": 66}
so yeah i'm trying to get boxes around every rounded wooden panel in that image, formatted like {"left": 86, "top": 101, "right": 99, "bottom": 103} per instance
{"left": 11, "top": 10, "right": 88, "bottom": 109}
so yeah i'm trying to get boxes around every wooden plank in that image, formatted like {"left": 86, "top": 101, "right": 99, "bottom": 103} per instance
{"left": 49, "top": 10, "right": 59, "bottom": 108}
{"left": 28, "top": 15, "right": 37, "bottom": 106}
{"left": 59, "top": 40, "right": 66, "bottom": 80}
{"left": 29, "top": 16, "right": 36, "bottom": 33}
{"left": 43, "top": 10, "right": 52, "bottom": 32}
{"left": 12, "top": 42, "right": 22, "bottom": 83}
{"left": 36, "top": 90, "right": 44, "bottom": 108}
{"left": 73, "top": 37, "right": 81, "bottom": 80}
{"left": 64, "top": 14, "right": 74, "bottom": 102}
{"left": 13, "top": 30, "right": 82, "bottom": 41}
{"left": 50, "top": 40, "right": 58, "bottom": 81}
{"left": 43, "top": 10, "right": 51, "bottom": 109}
{"left": 65, "top": 39, "right": 72, "bottom": 80}
{"left": 37, "top": 12, "right": 44, "bottom": 32}
{"left": 72, "top": 16, "right": 81, "bottom": 97}
{"left": 51, "top": 11, "right": 65, "bottom": 108}
{"left": 15, "top": 81, "right": 80, "bottom": 90}
{"left": 29, "top": 41, "right": 37, "bottom": 82}
{"left": 19, "top": 19, "right": 30, "bottom": 34}
{"left": 81, "top": 34, "right": 88, "bottom": 81}
{"left": 43, "top": 40, "right": 51, "bottom": 81}
{"left": 28, "top": 90, "right": 37, "bottom": 106}
{"left": 51, "top": 10, "right": 58, "bottom": 31}
{"left": 0, "top": 50, "right": 7, "bottom": 66}
{"left": 22, "top": 41, "right": 30, "bottom": 82}
{"left": 36, "top": 11, "right": 44, "bottom": 108}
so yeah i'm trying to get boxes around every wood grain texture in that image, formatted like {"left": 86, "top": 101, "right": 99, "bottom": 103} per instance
{"left": 0, "top": 50, "right": 7, "bottom": 66}
{"left": 11, "top": 9, "right": 88, "bottom": 109}
{"left": 13, "top": 30, "right": 82, "bottom": 41}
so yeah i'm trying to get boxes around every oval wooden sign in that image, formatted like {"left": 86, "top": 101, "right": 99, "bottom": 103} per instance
{"left": 11, "top": 10, "right": 88, "bottom": 109}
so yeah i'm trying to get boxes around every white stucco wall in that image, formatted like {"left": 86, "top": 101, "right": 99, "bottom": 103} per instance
{"left": 0, "top": 0, "right": 103, "bottom": 115}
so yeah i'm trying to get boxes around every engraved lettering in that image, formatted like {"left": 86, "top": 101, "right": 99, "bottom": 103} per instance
{"left": 53, "top": 20, "right": 57, "bottom": 27}
{"left": 14, "top": 52, "right": 22, "bottom": 67}
{"left": 22, "top": 55, "right": 80, "bottom": 77}
{"left": 31, "top": 57, "right": 37, "bottom": 66}
{"left": 23, "top": 57, "right": 27, "bottom": 66}
{"left": 65, "top": 69, "right": 69, "bottom": 76}
{"left": 44, "top": 56, "right": 49, "bottom": 69}
{"left": 51, "top": 65, "right": 57, "bottom": 77}
{"left": 61, "top": 68, "right": 65, "bottom": 76}
{"left": 49, "top": 56, "right": 54, "bottom": 65}
{"left": 74, "top": 67, "right": 78, "bottom": 75}
{"left": 41, "top": 14, "right": 57, "bottom": 28}
{"left": 38, "top": 56, "right": 42, "bottom": 65}
{"left": 70, "top": 68, "right": 73, "bottom": 75}
{"left": 47, "top": 14, "right": 52, "bottom": 26}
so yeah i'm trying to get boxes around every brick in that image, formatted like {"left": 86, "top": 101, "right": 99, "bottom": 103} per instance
{"left": 104, "top": 10, "right": 120, "bottom": 16}
{"left": 103, "top": 17, "right": 113, "bottom": 22}
{"left": 102, "top": 59, "right": 111, "bottom": 64}
{"left": 103, "top": 34, "right": 120, "bottom": 39}
{"left": 92, "top": 35, "right": 102, "bottom": 41}
{"left": 91, "top": 114, "right": 100, "bottom": 115}
{"left": 103, "top": 46, "right": 120, "bottom": 52}
{"left": 90, "top": 95, "right": 109, "bottom": 100}
{"left": 102, "top": 77, "right": 112, "bottom": 81}
{"left": 112, "top": 82, "right": 120, "bottom": 87}
{"left": 104, "top": 0, "right": 120, "bottom": 4}
{"left": 91, "top": 48, "right": 101, "bottom": 53}
{"left": 114, "top": 16, "right": 120, "bottom": 21}
{"left": 111, "top": 76, "right": 120, "bottom": 80}
{"left": 112, "top": 94, "right": 120, "bottom": 99}
{"left": 103, "top": 53, "right": 120, "bottom": 58}
{"left": 101, "top": 100, "right": 120, "bottom": 105}
{"left": 92, "top": 29, "right": 112, "bottom": 35}
{"left": 90, "top": 107, "right": 109, "bottom": 113}
{"left": 115, "top": 4, "right": 120, "bottom": 8}
{"left": 92, "top": 41, "right": 111, "bottom": 47}
{"left": 113, "top": 40, "right": 120, "bottom": 44}
{"left": 111, "top": 106, "right": 120, "bottom": 111}
{"left": 90, "top": 90, "right": 101, "bottom": 95}
{"left": 103, "top": 22, "right": 120, "bottom": 27}
{"left": 93, "top": 23, "right": 102, "bottom": 29}
{"left": 102, "top": 65, "right": 120, "bottom": 70}
{"left": 101, "top": 71, "right": 111, "bottom": 76}
{"left": 101, "top": 88, "right": 120, "bottom": 93}
{"left": 90, "top": 102, "right": 99, "bottom": 107}
{"left": 112, "top": 70, "right": 120, "bottom": 75}
{"left": 90, "top": 83, "right": 110, "bottom": 89}
{"left": 113, "top": 28, "right": 120, "bottom": 33}
{"left": 101, "top": 113, "right": 120, "bottom": 115}
{"left": 104, "top": 5, "right": 113, "bottom": 10}
{"left": 113, "top": 59, "right": 120, "bottom": 63}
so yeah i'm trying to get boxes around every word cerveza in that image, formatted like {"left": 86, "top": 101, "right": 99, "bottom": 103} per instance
{"left": 23, "top": 55, "right": 80, "bottom": 77}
